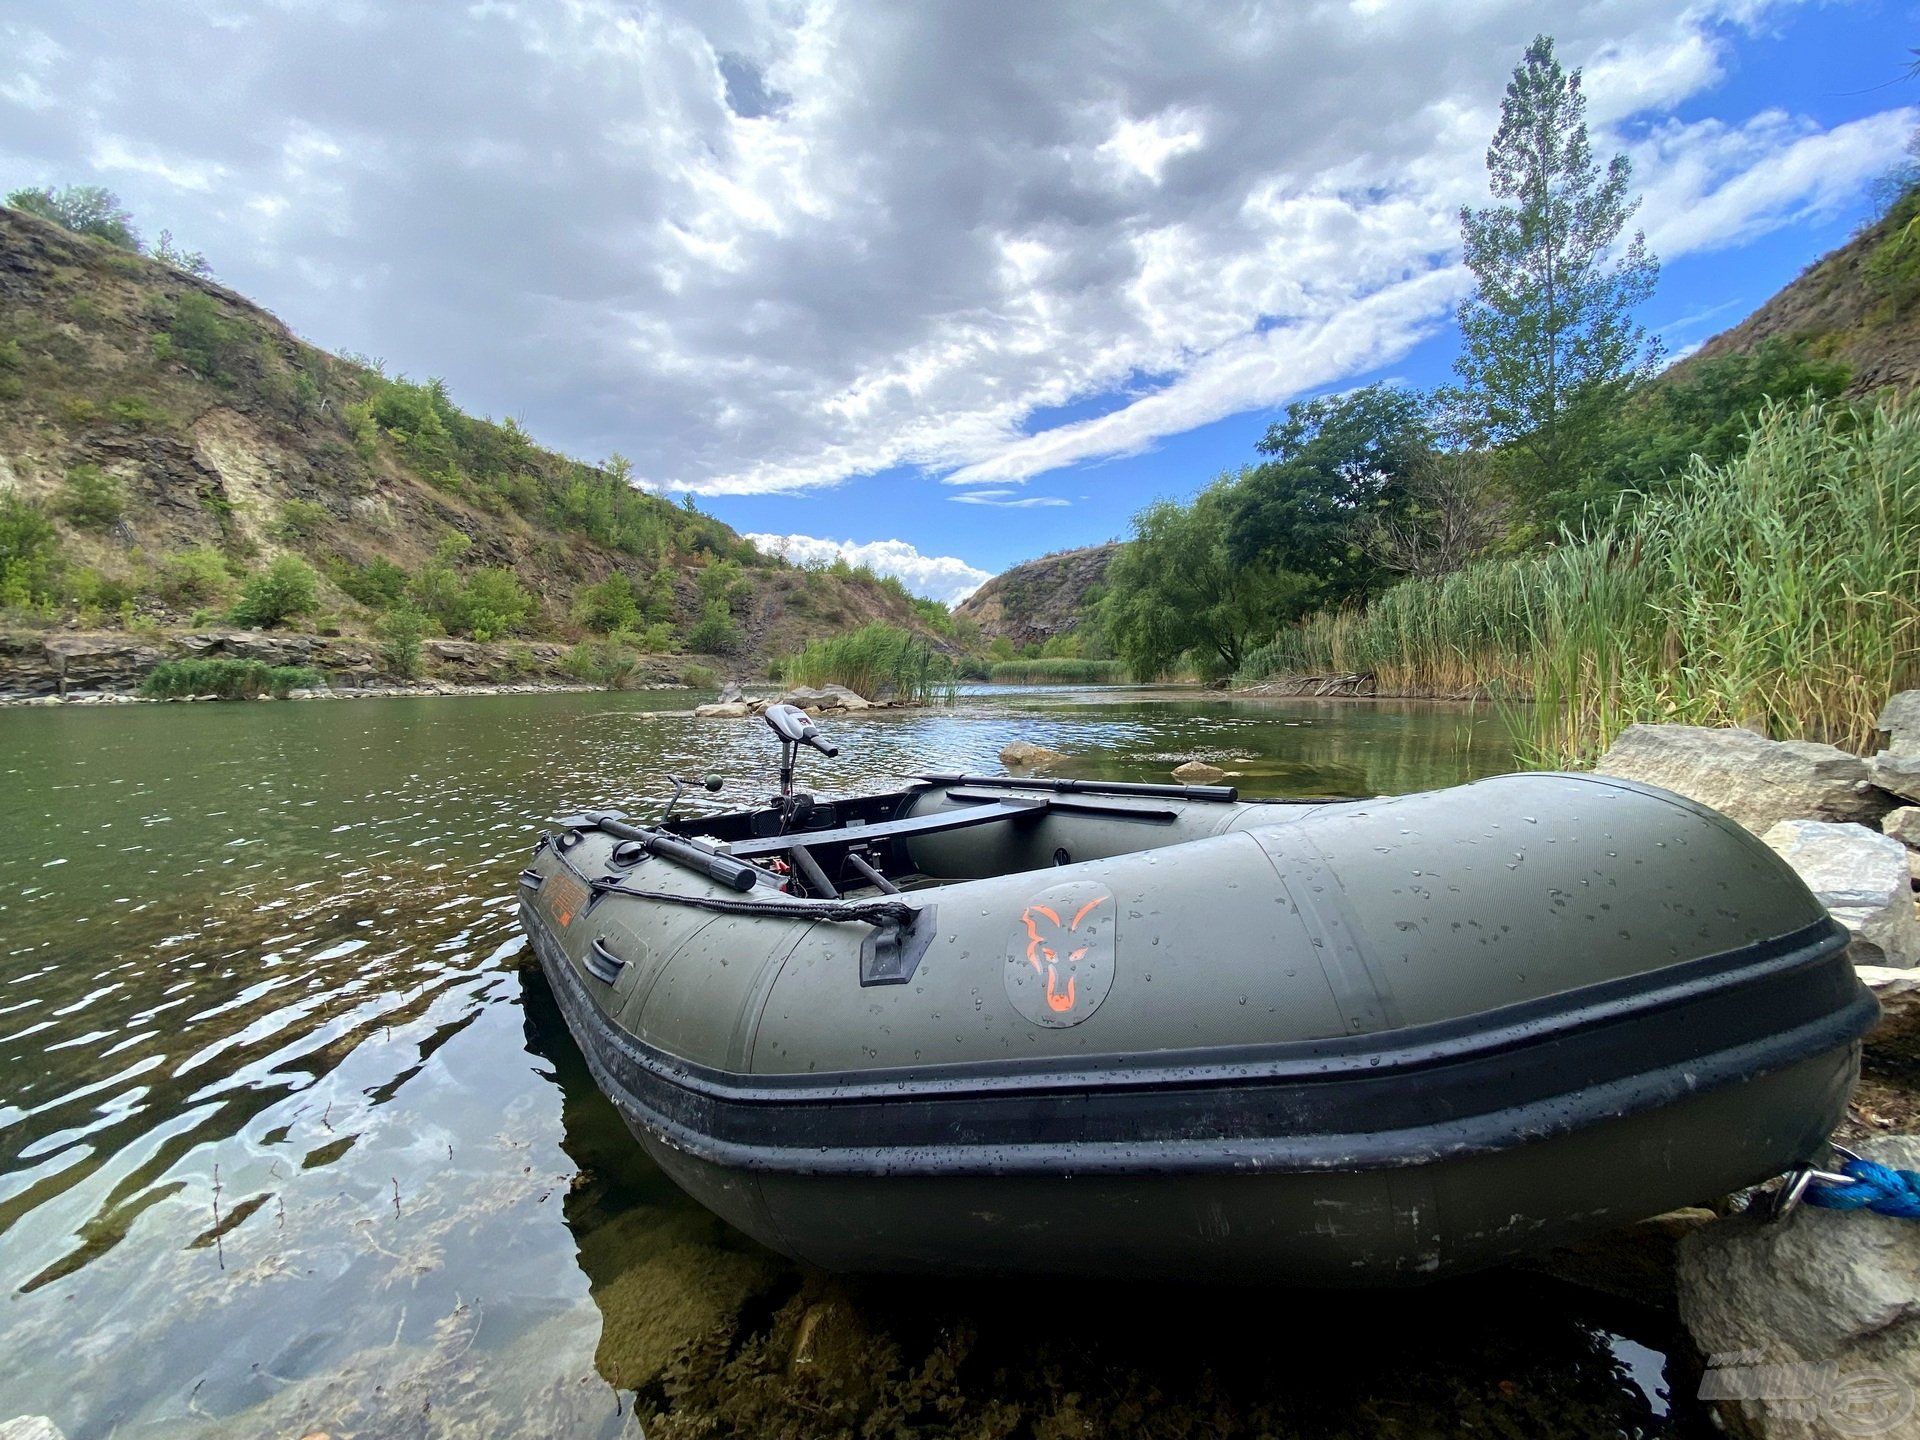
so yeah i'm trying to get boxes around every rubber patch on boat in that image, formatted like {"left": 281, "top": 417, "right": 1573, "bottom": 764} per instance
{"left": 1006, "top": 882, "right": 1116, "bottom": 1027}
{"left": 544, "top": 872, "right": 588, "bottom": 928}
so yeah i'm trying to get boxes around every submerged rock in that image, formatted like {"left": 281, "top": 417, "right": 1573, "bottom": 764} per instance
{"left": 1001, "top": 739, "right": 1068, "bottom": 771}
{"left": 1595, "top": 724, "right": 1889, "bottom": 833}
{"left": 1762, "top": 820, "right": 1920, "bottom": 968}
{"left": 0, "top": 1421, "right": 66, "bottom": 1440}
{"left": 1172, "top": 759, "right": 1228, "bottom": 783}
{"left": 1678, "top": 1134, "right": 1920, "bottom": 1440}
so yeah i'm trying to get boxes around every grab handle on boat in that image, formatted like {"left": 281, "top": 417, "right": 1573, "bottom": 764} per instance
{"left": 584, "top": 813, "right": 761, "bottom": 893}
{"left": 518, "top": 868, "right": 544, "bottom": 891}
{"left": 585, "top": 938, "right": 627, "bottom": 984}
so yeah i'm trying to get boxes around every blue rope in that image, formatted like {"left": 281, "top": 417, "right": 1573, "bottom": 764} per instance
{"left": 1804, "top": 1158, "right": 1920, "bottom": 1220}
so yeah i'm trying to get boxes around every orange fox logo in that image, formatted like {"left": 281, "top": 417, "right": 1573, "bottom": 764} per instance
{"left": 1020, "top": 896, "right": 1106, "bottom": 1015}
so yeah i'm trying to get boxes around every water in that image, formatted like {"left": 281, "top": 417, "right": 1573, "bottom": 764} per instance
{"left": 0, "top": 686, "right": 1708, "bottom": 1437}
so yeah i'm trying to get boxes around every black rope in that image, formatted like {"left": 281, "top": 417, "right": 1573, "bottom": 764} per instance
{"left": 588, "top": 877, "right": 916, "bottom": 929}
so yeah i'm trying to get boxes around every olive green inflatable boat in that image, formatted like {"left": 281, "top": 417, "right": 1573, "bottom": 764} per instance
{"left": 519, "top": 704, "right": 1874, "bottom": 1283}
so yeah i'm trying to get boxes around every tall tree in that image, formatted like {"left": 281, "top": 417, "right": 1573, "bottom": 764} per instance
{"left": 1453, "top": 35, "right": 1659, "bottom": 509}
{"left": 1224, "top": 383, "right": 1432, "bottom": 602}
{"left": 1102, "top": 476, "right": 1306, "bottom": 680}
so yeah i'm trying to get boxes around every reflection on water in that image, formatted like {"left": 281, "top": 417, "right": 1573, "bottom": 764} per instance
{"left": 0, "top": 687, "right": 1705, "bottom": 1436}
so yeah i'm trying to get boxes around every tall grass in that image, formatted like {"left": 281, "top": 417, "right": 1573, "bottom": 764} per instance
{"left": 987, "top": 658, "right": 1127, "bottom": 684}
{"left": 1237, "top": 398, "right": 1920, "bottom": 764}
{"left": 139, "top": 658, "right": 325, "bottom": 700}
{"left": 773, "top": 623, "right": 956, "bottom": 704}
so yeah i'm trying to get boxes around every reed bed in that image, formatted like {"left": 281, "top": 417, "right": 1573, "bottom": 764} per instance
{"left": 1236, "top": 398, "right": 1920, "bottom": 765}
{"left": 772, "top": 623, "right": 957, "bottom": 704}
{"left": 987, "top": 658, "right": 1127, "bottom": 684}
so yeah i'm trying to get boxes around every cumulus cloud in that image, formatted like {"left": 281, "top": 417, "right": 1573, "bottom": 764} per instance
{"left": 745, "top": 533, "right": 992, "bottom": 604}
{"left": 0, "top": 1, "right": 1903, "bottom": 497}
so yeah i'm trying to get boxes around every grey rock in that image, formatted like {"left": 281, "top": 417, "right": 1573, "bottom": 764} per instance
{"left": 1595, "top": 724, "right": 1889, "bottom": 833}
{"left": 716, "top": 681, "right": 745, "bottom": 704}
{"left": 1172, "top": 759, "right": 1227, "bottom": 783}
{"left": 1001, "top": 740, "right": 1068, "bottom": 771}
{"left": 1678, "top": 1135, "right": 1920, "bottom": 1440}
{"left": 1884, "top": 806, "right": 1920, "bottom": 848}
{"left": 1869, "top": 751, "right": 1920, "bottom": 805}
{"left": 0, "top": 1419, "right": 67, "bottom": 1440}
{"left": 693, "top": 701, "right": 751, "bottom": 719}
{"left": 1762, "top": 821, "right": 1920, "bottom": 968}
{"left": 777, "top": 684, "right": 871, "bottom": 713}
{"left": 1878, "top": 689, "right": 1920, "bottom": 753}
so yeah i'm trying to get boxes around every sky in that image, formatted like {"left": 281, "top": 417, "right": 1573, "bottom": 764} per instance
{"left": 2, "top": 2, "right": 1915, "bottom": 603}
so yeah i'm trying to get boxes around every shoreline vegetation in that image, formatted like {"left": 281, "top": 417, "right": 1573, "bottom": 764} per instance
{"left": 1235, "top": 398, "right": 1919, "bottom": 765}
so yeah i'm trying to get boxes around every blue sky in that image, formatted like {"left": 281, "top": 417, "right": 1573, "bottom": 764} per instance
{"left": 714, "top": 2, "right": 1920, "bottom": 584}
{"left": 3, "top": 1, "right": 1915, "bottom": 599}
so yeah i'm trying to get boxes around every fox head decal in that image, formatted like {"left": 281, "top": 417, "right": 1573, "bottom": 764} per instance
{"left": 1004, "top": 881, "right": 1117, "bottom": 1027}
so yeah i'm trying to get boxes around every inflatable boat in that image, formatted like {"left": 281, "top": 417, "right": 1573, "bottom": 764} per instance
{"left": 519, "top": 704, "right": 1875, "bottom": 1282}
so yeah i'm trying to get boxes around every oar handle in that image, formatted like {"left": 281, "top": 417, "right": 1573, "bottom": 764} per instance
{"left": 586, "top": 814, "right": 761, "bottom": 892}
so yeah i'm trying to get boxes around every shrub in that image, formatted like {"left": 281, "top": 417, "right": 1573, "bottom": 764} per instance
{"left": 686, "top": 599, "right": 744, "bottom": 654}
{"left": 562, "top": 639, "right": 640, "bottom": 689}
{"left": 271, "top": 498, "right": 329, "bottom": 542}
{"left": 107, "top": 396, "right": 170, "bottom": 429}
{"left": 459, "top": 567, "right": 535, "bottom": 640}
{"left": 7, "top": 185, "right": 140, "bottom": 249}
{"left": 154, "top": 546, "right": 231, "bottom": 607}
{"left": 229, "top": 555, "right": 320, "bottom": 628}
{"left": 328, "top": 555, "right": 410, "bottom": 609}
{"left": 0, "top": 494, "right": 62, "bottom": 608}
{"left": 574, "top": 573, "right": 643, "bottom": 633}
{"left": 681, "top": 662, "right": 717, "bottom": 689}
{"left": 987, "top": 658, "right": 1127, "bottom": 684}
{"left": 140, "top": 659, "right": 324, "bottom": 700}
{"left": 161, "top": 292, "right": 252, "bottom": 386}
{"left": 377, "top": 605, "right": 426, "bottom": 678}
{"left": 57, "top": 465, "right": 125, "bottom": 530}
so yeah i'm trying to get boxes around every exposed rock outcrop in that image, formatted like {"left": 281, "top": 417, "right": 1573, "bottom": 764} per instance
{"left": 1678, "top": 1135, "right": 1920, "bottom": 1440}
{"left": 1762, "top": 820, "right": 1920, "bottom": 968}
{"left": 1594, "top": 724, "right": 1889, "bottom": 833}
{"left": 956, "top": 543, "right": 1119, "bottom": 649}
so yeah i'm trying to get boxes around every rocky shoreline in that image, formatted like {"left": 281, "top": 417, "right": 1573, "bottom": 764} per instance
{"left": 0, "top": 625, "right": 713, "bottom": 703}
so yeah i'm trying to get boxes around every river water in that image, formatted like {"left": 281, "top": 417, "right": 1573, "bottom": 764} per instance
{"left": 0, "top": 686, "right": 1707, "bottom": 1437}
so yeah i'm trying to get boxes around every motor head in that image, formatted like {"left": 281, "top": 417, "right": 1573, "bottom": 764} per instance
{"left": 763, "top": 702, "right": 838, "bottom": 756}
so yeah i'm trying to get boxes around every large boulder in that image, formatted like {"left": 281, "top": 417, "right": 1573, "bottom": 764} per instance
{"left": 1595, "top": 724, "right": 1889, "bottom": 833}
{"left": 1878, "top": 690, "right": 1920, "bottom": 753}
{"left": 1001, "top": 740, "right": 1068, "bottom": 771}
{"left": 776, "top": 684, "right": 871, "bottom": 713}
{"left": 1678, "top": 1134, "right": 1920, "bottom": 1440}
{"left": 1762, "top": 820, "right": 1920, "bottom": 968}
{"left": 693, "top": 701, "right": 751, "bottom": 719}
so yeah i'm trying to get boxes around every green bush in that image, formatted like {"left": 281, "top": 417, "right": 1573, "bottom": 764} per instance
{"left": 377, "top": 605, "right": 426, "bottom": 678}
{"left": 458, "top": 567, "right": 535, "bottom": 641}
{"left": 107, "top": 396, "right": 170, "bottom": 429}
{"left": 154, "top": 546, "right": 231, "bottom": 607}
{"left": 327, "top": 555, "right": 410, "bottom": 609}
{"left": 0, "top": 493, "right": 61, "bottom": 608}
{"left": 271, "top": 498, "right": 329, "bottom": 542}
{"left": 574, "top": 573, "right": 643, "bottom": 633}
{"left": 161, "top": 292, "right": 252, "bottom": 386}
{"left": 685, "top": 599, "right": 744, "bottom": 654}
{"left": 140, "top": 659, "right": 324, "bottom": 700}
{"left": 562, "top": 639, "right": 640, "bottom": 689}
{"left": 680, "top": 662, "right": 718, "bottom": 689}
{"left": 229, "top": 555, "right": 320, "bottom": 629}
{"left": 58, "top": 464, "right": 126, "bottom": 530}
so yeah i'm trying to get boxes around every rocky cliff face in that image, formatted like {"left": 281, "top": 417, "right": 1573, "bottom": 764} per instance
{"left": 1674, "top": 204, "right": 1920, "bottom": 396}
{"left": 955, "top": 542, "right": 1117, "bottom": 648}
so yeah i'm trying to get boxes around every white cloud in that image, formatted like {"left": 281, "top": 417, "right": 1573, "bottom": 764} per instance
{"left": 951, "top": 490, "right": 1071, "bottom": 507}
{"left": 745, "top": 533, "right": 992, "bottom": 604}
{"left": 0, "top": 1, "right": 1902, "bottom": 498}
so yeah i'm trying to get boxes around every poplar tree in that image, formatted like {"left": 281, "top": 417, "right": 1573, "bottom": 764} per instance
{"left": 1453, "top": 35, "right": 1659, "bottom": 508}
